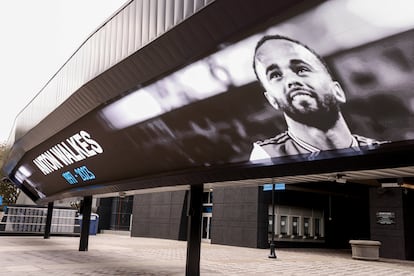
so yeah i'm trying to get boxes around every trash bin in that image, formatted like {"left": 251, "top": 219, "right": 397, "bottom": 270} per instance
{"left": 77, "top": 213, "right": 99, "bottom": 235}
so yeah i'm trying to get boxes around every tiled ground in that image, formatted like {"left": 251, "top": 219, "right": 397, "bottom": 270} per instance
{"left": 0, "top": 235, "right": 413, "bottom": 275}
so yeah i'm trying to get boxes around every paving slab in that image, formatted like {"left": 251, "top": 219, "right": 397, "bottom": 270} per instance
{"left": 0, "top": 234, "right": 413, "bottom": 275}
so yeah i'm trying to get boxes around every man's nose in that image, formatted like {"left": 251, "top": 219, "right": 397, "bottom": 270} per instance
{"left": 285, "top": 73, "right": 304, "bottom": 89}
{"left": 287, "top": 81, "right": 303, "bottom": 88}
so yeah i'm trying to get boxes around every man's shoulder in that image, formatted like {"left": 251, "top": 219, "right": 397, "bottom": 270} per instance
{"left": 255, "top": 131, "right": 291, "bottom": 146}
{"left": 352, "top": 134, "right": 388, "bottom": 147}
{"left": 252, "top": 132, "right": 308, "bottom": 158}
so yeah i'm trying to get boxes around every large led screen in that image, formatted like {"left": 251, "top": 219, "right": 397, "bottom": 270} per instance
{"left": 11, "top": 0, "right": 414, "bottom": 201}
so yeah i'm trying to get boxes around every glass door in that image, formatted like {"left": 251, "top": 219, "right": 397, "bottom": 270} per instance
{"left": 202, "top": 190, "right": 213, "bottom": 242}
{"left": 201, "top": 213, "right": 212, "bottom": 242}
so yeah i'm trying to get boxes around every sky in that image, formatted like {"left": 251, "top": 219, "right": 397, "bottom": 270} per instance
{"left": 0, "top": 0, "right": 128, "bottom": 143}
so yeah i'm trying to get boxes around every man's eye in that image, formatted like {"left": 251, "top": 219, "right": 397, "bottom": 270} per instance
{"left": 269, "top": 71, "right": 282, "bottom": 81}
{"left": 297, "top": 67, "right": 310, "bottom": 74}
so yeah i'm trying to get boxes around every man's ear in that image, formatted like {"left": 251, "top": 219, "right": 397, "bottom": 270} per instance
{"left": 264, "top": 91, "right": 280, "bottom": 110}
{"left": 332, "top": 81, "right": 346, "bottom": 104}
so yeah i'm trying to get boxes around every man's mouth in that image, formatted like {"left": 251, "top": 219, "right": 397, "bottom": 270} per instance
{"left": 289, "top": 89, "right": 314, "bottom": 101}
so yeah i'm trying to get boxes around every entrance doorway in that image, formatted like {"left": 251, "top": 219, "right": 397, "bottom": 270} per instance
{"left": 202, "top": 213, "right": 212, "bottom": 241}
{"left": 201, "top": 190, "right": 213, "bottom": 242}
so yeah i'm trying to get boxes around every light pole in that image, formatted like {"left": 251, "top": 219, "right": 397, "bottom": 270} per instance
{"left": 269, "top": 181, "right": 277, "bottom": 258}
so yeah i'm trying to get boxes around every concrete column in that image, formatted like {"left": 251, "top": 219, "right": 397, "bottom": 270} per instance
{"left": 44, "top": 202, "right": 54, "bottom": 239}
{"left": 185, "top": 184, "right": 203, "bottom": 276}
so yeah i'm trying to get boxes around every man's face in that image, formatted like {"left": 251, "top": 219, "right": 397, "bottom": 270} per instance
{"left": 254, "top": 39, "right": 345, "bottom": 127}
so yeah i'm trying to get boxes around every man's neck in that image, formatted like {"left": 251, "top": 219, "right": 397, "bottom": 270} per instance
{"left": 285, "top": 113, "right": 355, "bottom": 151}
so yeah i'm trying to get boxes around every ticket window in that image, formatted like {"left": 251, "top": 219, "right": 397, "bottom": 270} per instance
{"left": 268, "top": 215, "right": 274, "bottom": 233}
{"left": 292, "top": 216, "right": 299, "bottom": 237}
{"left": 303, "top": 217, "right": 310, "bottom": 237}
{"left": 314, "top": 218, "right": 321, "bottom": 237}
{"left": 280, "top": 215, "right": 288, "bottom": 236}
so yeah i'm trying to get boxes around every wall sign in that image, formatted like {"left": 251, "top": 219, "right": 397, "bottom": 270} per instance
{"left": 32, "top": 130, "right": 103, "bottom": 175}
{"left": 376, "top": 212, "right": 395, "bottom": 225}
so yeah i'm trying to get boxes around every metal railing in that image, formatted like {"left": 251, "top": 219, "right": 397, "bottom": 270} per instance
{"left": 0, "top": 205, "right": 78, "bottom": 234}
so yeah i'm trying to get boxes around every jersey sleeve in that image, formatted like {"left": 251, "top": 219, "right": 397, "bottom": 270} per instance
{"left": 249, "top": 142, "right": 271, "bottom": 162}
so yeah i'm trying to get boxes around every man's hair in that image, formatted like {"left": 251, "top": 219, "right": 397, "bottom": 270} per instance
{"left": 252, "top": 34, "right": 333, "bottom": 82}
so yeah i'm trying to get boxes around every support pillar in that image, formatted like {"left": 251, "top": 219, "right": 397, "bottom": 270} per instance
{"left": 44, "top": 201, "right": 54, "bottom": 239}
{"left": 79, "top": 195, "right": 92, "bottom": 251}
{"left": 186, "top": 184, "right": 203, "bottom": 276}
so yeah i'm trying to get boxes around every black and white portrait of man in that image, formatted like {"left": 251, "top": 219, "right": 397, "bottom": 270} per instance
{"left": 250, "top": 35, "right": 384, "bottom": 161}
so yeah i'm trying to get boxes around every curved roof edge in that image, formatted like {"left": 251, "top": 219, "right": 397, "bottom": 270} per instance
{"left": 3, "top": 0, "right": 216, "bottom": 174}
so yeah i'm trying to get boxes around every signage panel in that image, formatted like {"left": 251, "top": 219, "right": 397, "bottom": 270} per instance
{"left": 376, "top": 212, "right": 396, "bottom": 225}
{"left": 263, "top": 184, "right": 286, "bottom": 191}
{"left": 9, "top": 0, "right": 414, "bottom": 201}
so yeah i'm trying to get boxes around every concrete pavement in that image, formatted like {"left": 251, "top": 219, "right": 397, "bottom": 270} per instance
{"left": 0, "top": 234, "right": 413, "bottom": 275}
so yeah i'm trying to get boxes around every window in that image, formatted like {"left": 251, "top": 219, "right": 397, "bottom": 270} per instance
{"left": 303, "top": 217, "right": 310, "bottom": 237}
{"left": 280, "top": 216, "right": 287, "bottom": 235}
{"left": 292, "top": 217, "right": 299, "bottom": 236}
{"left": 314, "top": 218, "right": 320, "bottom": 237}
{"left": 268, "top": 215, "right": 273, "bottom": 233}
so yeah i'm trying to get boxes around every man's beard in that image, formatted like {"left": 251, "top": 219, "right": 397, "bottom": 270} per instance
{"left": 281, "top": 94, "right": 341, "bottom": 131}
